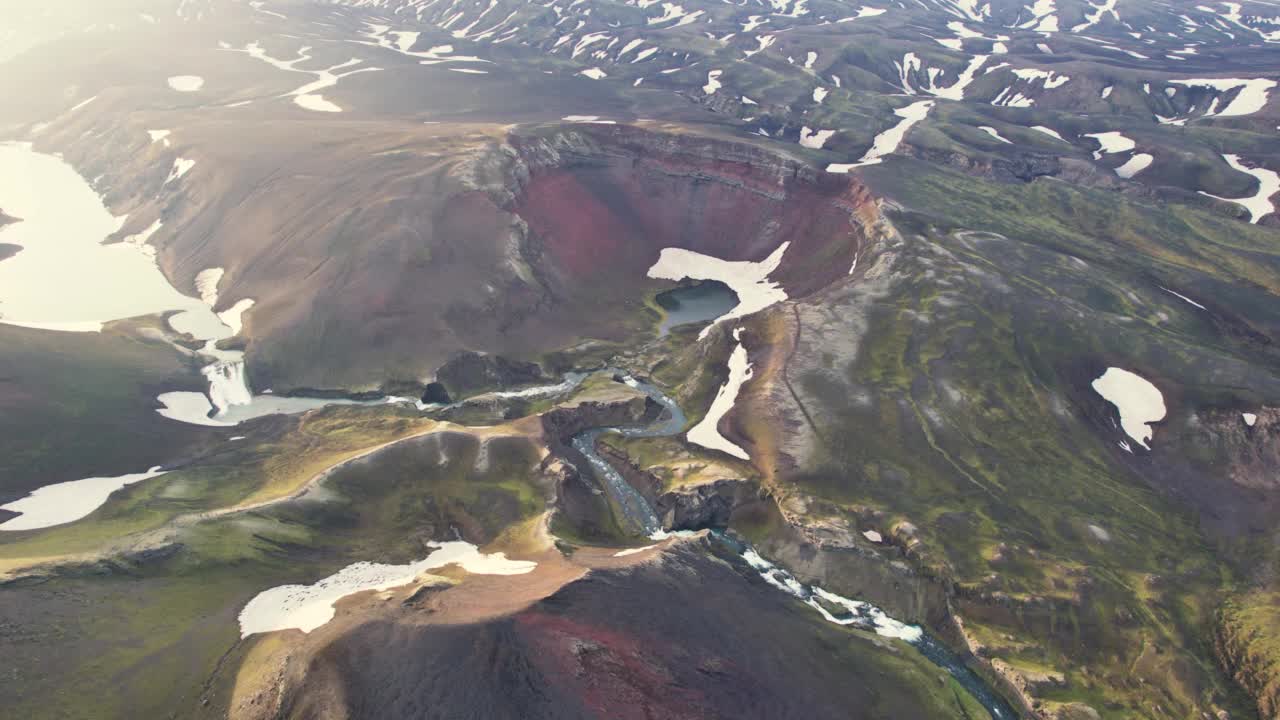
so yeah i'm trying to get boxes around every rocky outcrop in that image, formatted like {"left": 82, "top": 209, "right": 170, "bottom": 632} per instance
{"left": 1044, "top": 703, "right": 1103, "bottom": 720}
{"left": 654, "top": 479, "right": 759, "bottom": 531}
{"left": 541, "top": 395, "right": 661, "bottom": 541}
{"left": 421, "top": 382, "right": 452, "bottom": 405}
{"left": 903, "top": 145, "right": 1061, "bottom": 183}
{"left": 548, "top": 448, "right": 750, "bottom": 543}
{"left": 0, "top": 208, "right": 19, "bottom": 262}
{"left": 593, "top": 441, "right": 760, "bottom": 531}
{"left": 540, "top": 396, "right": 658, "bottom": 450}
{"left": 435, "top": 351, "right": 547, "bottom": 399}
{"left": 755, "top": 498, "right": 951, "bottom": 628}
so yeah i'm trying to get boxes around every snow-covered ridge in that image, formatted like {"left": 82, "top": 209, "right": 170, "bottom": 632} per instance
{"left": 225, "top": 41, "right": 380, "bottom": 113}
{"left": 1200, "top": 153, "right": 1278, "bottom": 223}
{"left": 1170, "top": 78, "right": 1275, "bottom": 117}
{"left": 827, "top": 100, "right": 934, "bottom": 171}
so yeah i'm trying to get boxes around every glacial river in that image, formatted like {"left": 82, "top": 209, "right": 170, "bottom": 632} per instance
{"left": 572, "top": 376, "right": 1018, "bottom": 720}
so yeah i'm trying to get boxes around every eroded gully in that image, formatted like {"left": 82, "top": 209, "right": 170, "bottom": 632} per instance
{"left": 569, "top": 374, "right": 1018, "bottom": 720}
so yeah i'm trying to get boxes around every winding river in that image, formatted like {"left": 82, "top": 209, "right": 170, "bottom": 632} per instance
{"left": 570, "top": 376, "right": 1018, "bottom": 720}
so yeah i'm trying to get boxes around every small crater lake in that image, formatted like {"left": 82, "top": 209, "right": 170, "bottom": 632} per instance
{"left": 656, "top": 280, "right": 738, "bottom": 336}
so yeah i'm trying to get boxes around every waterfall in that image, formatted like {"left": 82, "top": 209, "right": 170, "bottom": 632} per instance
{"left": 203, "top": 358, "right": 253, "bottom": 413}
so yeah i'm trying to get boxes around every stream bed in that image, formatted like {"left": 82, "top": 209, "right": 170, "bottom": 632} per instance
{"left": 570, "top": 375, "right": 1018, "bottom": 720}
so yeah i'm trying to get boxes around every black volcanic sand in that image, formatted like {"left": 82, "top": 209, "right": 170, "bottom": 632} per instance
{"left": 267, "top": 543, "right": 987, "bottom": 720}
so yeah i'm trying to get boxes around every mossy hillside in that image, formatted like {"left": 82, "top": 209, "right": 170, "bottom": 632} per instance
{"left": 764, "top": 164, "right": 1280, "bottom": 717}
{"left": 601, "top": 434, "right": 757, "bottom": 492}
{"left": 0, "top": 322, "right": 211, "bottom": 498}
{"left": 0, "top": 418, "right": 550, "bottom": 720}
{"left": 865, "top": 161, "right": 1280, "bottom": 360}
{"left": 1218, "top": 590, "right": 1280, "bottom": 718}
{"left": 914, "top": 100, "right": 1277, "bottom": 202}
{"left": 0, "top": 405, "right": 434, "bottom": 573}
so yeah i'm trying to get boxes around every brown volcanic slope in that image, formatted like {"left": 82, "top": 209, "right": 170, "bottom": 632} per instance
{"left": 56, "top": 117, "right": 876, "bottom": 393}
{"left": 240, "top": 124, "right": 874, "bottom": 392}
{"left": 221, "top": 543, "right": 978, "bottom": 720}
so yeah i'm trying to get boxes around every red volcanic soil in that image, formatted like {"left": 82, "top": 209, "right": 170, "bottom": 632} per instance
{"left": 514, "top": 611, "right": 722, "bottom": 720}
{"left": 268, "top": 544, "right": 956, "bottom": 720}
{"left": 511, "top": 126, "right": 880, "bottom": 299}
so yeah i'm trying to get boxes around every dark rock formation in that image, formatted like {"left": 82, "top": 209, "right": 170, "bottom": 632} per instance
{"left": 541, "top": 396, "right": 661, "bottom": 541}
{"left": 436, "top": 351, "right": 547, "bottom": 399}
{"left": 421, "top": 382, "right": 452, "bottom": 405}
{"left": 593, "top": 440, "right": 759, "bottom": 532}
{"left": 655, "top": 479, "right": 758, "bottom": 531}
{"left": 540, "top": 397, "right": 659, "bottom": 450}
{"left": 904, "top": 145, "right": 1061, "bottom": 183}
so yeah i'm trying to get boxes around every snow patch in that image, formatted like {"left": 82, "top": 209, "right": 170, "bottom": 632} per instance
{"left": 195, "top": 268, "right": 224, "bottom": 306}
{"left": 147, "top": 129, "right": 172, "bottom": 147}
{"left": 1115, "top": 153, "right": 1153, "bottom": 178}
{"left": 799, "top": 127, "right": 836, "bottom": 149}
{"left": 979, "top": 126, "right": 1012, "bottom": 143}
{"left": 1160, "top": 287, "right": 1206, "bottom": 310}
{"left": 167, "top": 75, "right": 204, "bottom": 92}
{"left": 647, "top": 242, "right": 790, "bottom": 339}
{"left": 238, "top": 541, "right": 536, "bottom": 637}
{"left": 1199, "top": 153, "right": 1279, "bottom": 223}
{"left": 703, "top": 69, "right": 722, "bottom": 94}
{"left": 1084, "top": 131, "right": 1135, "bottom": 160}
{"left": 1092, "top": 367, "right": 1166, "bottom": 450}
{"left": 1030, "top": 125, "right": 1067, "bottom": 142}
{"left": 0, "top": 467, "right": 168, "bottom": 531}
{"left": 1170, "top": 78, "right": 1275, "bottom": 117}
{"left": 827, "top": 100, "right": 933, "bottom": 169}
{"left": 165, "top": 157, "right": 195, "bottom": 184}
{"left": 562, "top": 115, "right": 616, "bottom": 124}
{"left": 614, "top": 544, "right": 659, "bottom": 557}
{"left": 687, "top": 327, "right": 754, "bottom": 460}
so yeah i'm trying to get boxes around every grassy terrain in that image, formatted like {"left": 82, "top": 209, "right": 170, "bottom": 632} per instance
{"left": 748, "top": 162, "right": 1280, "bottom": 718}
{"left": 602, "top": 434, "right": 756, "bottom": 492}
{"left": 1219, "top": 590, "right": 1280, "bottom": 718}
{"left": 0, "top": 406, "right": 434, "bottom": 573}
{"left": 0, "top": 322, "right": 212, "bottom": 498}
{"left": 0, "top": 412, "right": 548, "bottom": 719}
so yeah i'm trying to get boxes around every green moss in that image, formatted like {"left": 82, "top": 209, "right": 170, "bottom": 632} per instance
{"left": 0, "top": 323, "right": 210, "bottom": 497}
